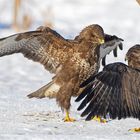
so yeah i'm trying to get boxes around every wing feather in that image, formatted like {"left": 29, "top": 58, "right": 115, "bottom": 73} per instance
{"left": 101, "top": 34, "right": 123, "bottom": 66}
{"left": 77, "top": 62, "right": 140, "bottom": 120}
{"left": 0, "top": 29, "right": 71, "bottom": 73}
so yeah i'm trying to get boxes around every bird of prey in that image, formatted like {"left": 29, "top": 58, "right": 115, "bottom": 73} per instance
{"left": 0, "top": 24, "right": 123, "bottom": 121}
{"left": 76, "top": 45, "right": 140, "bottom": 131}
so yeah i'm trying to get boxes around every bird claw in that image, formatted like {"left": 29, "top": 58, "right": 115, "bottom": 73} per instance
{"left": 92, "top": 116, "right": 107, "bottom": 123}
{"left": 63, "top": 117, "right": 76, "bottom": 122}
{"left": 129, "top": 128, "right": 140, "bottom": 132}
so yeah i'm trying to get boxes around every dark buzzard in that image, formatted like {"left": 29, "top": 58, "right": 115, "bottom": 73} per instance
{"left": 0, "top": 24, "right": 123, "bottom": 121}
{"left": 76, "top": 45, "right": 140, "bottom": 131}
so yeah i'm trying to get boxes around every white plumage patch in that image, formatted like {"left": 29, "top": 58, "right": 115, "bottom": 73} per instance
{"left": 99, "top": 39, "right": 122, "bottom": 60}
{"left": 44, "top": 83, "right": 60, "bottom": 98}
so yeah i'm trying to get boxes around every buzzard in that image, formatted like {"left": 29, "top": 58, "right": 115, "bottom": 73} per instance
{"left": 0, "top": 24, "right": 123, "bottom": 121}
{"left": 76, "top": 45, "right": 140, "bottom": 131}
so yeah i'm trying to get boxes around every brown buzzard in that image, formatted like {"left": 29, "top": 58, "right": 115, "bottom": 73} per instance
{"left": 76, "top": 45, "right": 140, "bottom": 131}
{"left": 0, "top": 24, "right": 123, "bottom": 121}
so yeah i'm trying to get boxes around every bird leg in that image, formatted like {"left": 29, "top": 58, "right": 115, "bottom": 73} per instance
{"left": 129, "top": 127, "right": 140, "bottom": 132}
{"left": 63, "top": 110, "right": 76, "bottom": 122}
{"left": 92, "top": 116, "right": 107, "bottom": 123}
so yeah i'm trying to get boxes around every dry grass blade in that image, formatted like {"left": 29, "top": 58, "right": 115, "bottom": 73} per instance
{"left": 136, "top": 0, "right": 140, "bottom": 5}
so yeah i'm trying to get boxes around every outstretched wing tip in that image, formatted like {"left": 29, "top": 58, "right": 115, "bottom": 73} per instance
{"left": 78, "top": 62, "right": 140, "bottom": 121}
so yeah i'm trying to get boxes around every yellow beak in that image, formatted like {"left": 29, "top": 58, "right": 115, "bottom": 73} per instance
{"left": 98, "top": 39, "right": 105, "bottom": 44}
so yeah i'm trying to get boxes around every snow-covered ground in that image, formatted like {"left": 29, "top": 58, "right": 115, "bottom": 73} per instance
{"left": 0, "top": 0, "right": 140, "bottom": 139}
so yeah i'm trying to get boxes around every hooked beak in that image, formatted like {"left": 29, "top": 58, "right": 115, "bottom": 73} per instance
{"left": 98, "top": 38, "right": 105, "bottom": 44}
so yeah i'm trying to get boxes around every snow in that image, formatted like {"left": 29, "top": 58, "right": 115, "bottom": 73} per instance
{"left": 0, "top": 0, "right": 140, "bottom": 139}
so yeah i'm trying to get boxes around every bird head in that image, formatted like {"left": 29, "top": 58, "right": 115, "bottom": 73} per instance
{"left": 76, "top": 24, "right": 105, "bottom": 45}
{"left": 125, "top": 44, "right": 140, "bottom": 69}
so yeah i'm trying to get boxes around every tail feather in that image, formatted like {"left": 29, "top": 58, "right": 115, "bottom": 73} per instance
{"left": 27, "top": 81, "right": 60, "bottom": 99}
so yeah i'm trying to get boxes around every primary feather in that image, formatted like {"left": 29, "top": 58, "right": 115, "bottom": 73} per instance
{"left": 76, "top": 45, "right": 140, "bottom": 121}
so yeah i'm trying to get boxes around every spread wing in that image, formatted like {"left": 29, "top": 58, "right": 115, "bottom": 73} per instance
{"left": 102, "top": 34, "right": 123, "bottom": 66}
{"left": 0, "top": 28, "right": 72, "bottom": 73}
{"left": 76, "top": 62, "right": 140, "bottom": 120}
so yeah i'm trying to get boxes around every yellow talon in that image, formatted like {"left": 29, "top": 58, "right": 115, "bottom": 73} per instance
{"left": 129, "top": 128, "right": 140, "bottom": 132}
{"left": 63, "top": 111, "right": 76, "bottom": 122}
{"left": 92, "top": 116, "right": 107, "bottom": 123}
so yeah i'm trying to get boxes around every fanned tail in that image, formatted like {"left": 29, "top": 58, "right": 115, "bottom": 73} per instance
{"left": 27, "top": 81, "right": 60, "bottom": 99}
